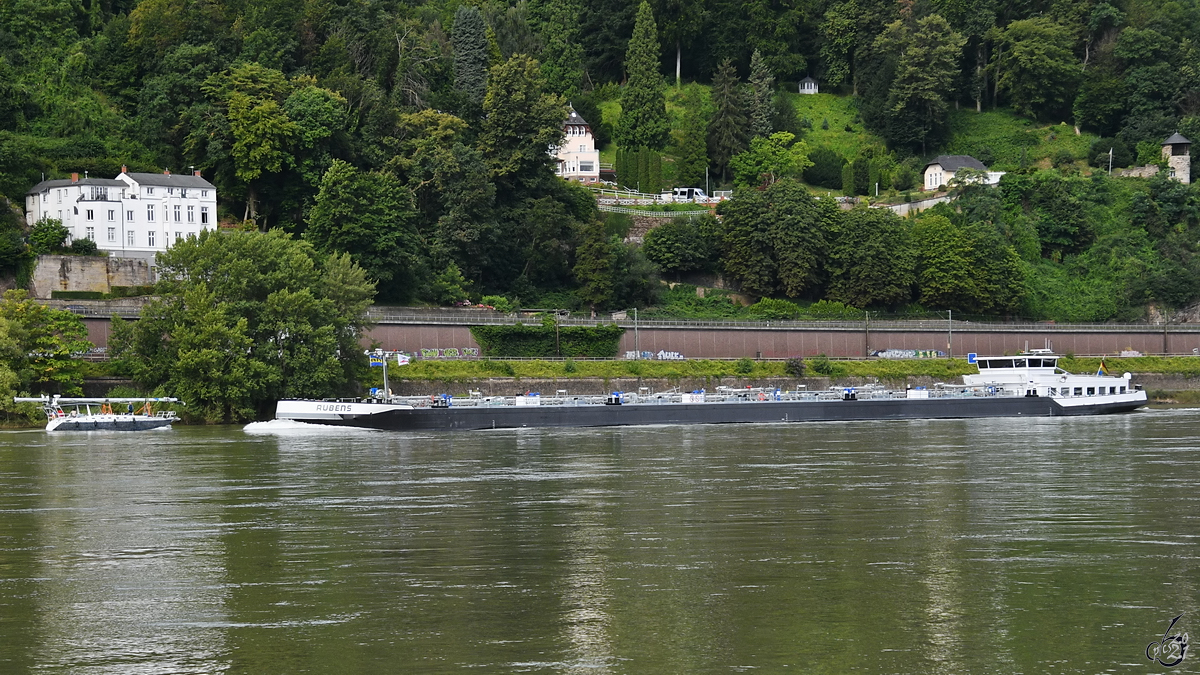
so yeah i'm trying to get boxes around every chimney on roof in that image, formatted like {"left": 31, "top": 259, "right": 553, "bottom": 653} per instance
{"left": 163, "top": 169, "right": 170, "bottom": 175}
{"left": 193, "top": 170, "right": 201, "bottom": 177}
{"left": 70, "top": 173, "right": 79, "bottom": 183}
{"left": 121, "top": 165, "right": 127, "bottom": 174}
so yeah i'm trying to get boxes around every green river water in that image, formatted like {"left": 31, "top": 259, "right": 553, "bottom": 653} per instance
{"left": 0, "top": 411, "right": 1198, "bottom": 674}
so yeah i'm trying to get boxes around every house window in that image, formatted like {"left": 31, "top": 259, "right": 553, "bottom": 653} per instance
{"left": 146, "top": 187, "right": 154, "bottom": 195}
{"left": 579, "top": 145, "right": 585, "bottom": 152}
{"left": 108, "top": 210, "right": 115, "bottom": 221}
{"left": 580, "top": 162, "right": 594, "bottom": 172}
{"left": 127, "top": 230, "right": 135, "bottom": 246}
{"left": 147, "top": 205, "right": 155, "bottom": 222}
{"left": 200, "top": 207, "right": 208, "bottom": 224}
{"left": 148, "top": 230, "right": 155, "bottom": 247}
{"left": 168, "top": 188, "right": 173, "bottom": 195}
{"left": 107, "top": 227, "right": 115, "bottom": 242}
{"left": 57, "top": 210, "right": 62, "bottom": 221}
{"left": 126, "top": 210, "right": 134, "bottom": 221}
{"left": 181, "top": 189, "right": 187, "bottom": 198}
{"left": 201, "top": 190, "right": 208, "bottom": 197}
{"left": 174, "top": 205, "right": 181, "bottom": 222}
{"left": 187, "top": 205, "right": 194, "bottom": 222}
{"left": 86, "top": 226, "right": 94, "bottom": 240}
{"left": 86, "top": 209, "right": 94, "bottom": 221}
{"left": 56, "top": 190, "right": 61, "bottom": 204}
{"left": 175, "top": 231, "right": 182, "bottom": 242}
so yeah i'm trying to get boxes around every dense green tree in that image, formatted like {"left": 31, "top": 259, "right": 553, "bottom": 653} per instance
{"left": 718, "top": 180, "right": 828, "bottom": 297}
{"left": 672, "top": 85, "right": 710, "bottom": 187}
{"left": 0, "top": 290, "right": 91, "bottom": 395}
{"left": 479, "top": 54, "right": 566, "bottom": 185}
{"left": 747, "top": 49, "right": 774, "bottom": 139}
{"left": 707, "top": 58, "right": 746, "bottom": 182}
{"left": 804, "top": 147, "right": 846, "bottom": 189}
{"left": 306, "top": 160, "right": 423, "bottom": 302}
{"left": 616, "top": 1, "right": 668, "bottom": 150}
{"left": 993, "top": 18, "right": 1079, "bottom": 121}
{"left": 730, "top": 132, "right": 812, "bottom": 188}
{"left": 652, "top": 0, "right": 706, "bottom": 87}
{"left": 453, "top": 6, "right": 490, "bottom": 110}
{"left": 826, "top": 207, "right": 914, "bottom": 308}
{"left": 530, "top": 0, "right": 585, "bottom": 98}
{"left": 573, "top": 220, "right": 617, "bottom": 315}
{"left": 643, "top": 215, "right": 720, "bottom": 276}
{"left": 867, "top": 14, "right": 965, "bottom": 153}
{"left": 111, "top": 229, "right": 374, "bottom": 422}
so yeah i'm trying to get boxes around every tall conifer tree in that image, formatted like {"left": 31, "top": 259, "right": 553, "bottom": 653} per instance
{"left": 452, "top": 6, "right": 489, "bottom": 108}
{"left": 748, "top": 49, "right": 774, "bottom": 139}
{"left": 707, "top": 58, "right": 747, "bottom": 182}
{"left": 616, "top": 1, "right": 669, "bottom": 150}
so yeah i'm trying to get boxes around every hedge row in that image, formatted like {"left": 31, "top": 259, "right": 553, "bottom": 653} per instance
{"left": 470, "top": 323, "right": 624, "bottom": 358}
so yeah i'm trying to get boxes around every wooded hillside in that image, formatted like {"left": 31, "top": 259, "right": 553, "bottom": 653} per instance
{"left": 0, "top": 0, "right": 1198, "bottom": 321}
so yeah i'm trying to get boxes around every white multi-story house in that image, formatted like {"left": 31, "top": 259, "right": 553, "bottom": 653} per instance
{"left": 553, "top": 106, "right": 600, "bottom": 184}
{"left": 25, "top": 167, "right": 218, "bottom": 259}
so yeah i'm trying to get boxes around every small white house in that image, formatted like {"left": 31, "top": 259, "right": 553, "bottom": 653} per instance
{"left": 553, "top": 106, "right": 600, "bottom": 184}
{"left": 25, "top": 166, "right": 218, "bottom": 259}
{"left": 798, "top": 76, "right": 818, "bottom": 95}
{"left": 922, "top": 155, "right": 1003, "bottom": 191}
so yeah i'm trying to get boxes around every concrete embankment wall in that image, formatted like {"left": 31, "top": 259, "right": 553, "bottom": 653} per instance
{"left": 30, "top": 255, "right": 154, "bottom": 299}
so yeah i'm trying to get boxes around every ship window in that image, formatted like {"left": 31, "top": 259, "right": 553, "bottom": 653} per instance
{"left": 1120, "top": 386, "right": 1126, "bottom": 394}
{"left": 1027, "top": 359, "right": 1041, "bottom": 367}
{"left": 993, "top": 359, "right": 1014, "bottom": 368}
{"left": 1048, "top": 387, "right": 1057, "bottom": 395}
{"left": 1074, "top": 387, "right": 1083, "bottom": 396}
{"left": 1014, "top": 358, "right": 1026, "bottom": 367}
{"left": 977, "top": 361, "right": 989, "bottom": 369}
{"left": 1087, "top": 387, "right": 1095, "bottom": 395}
{"left": 1109, "top": 386, "right": 1117, "bottom": 394}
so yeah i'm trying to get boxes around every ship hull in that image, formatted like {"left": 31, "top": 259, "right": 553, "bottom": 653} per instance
{"left": 47, "top": 415, "right": 176, "bottom": 431}
{"left": 275, "top": 394, "right": 1146, "bottom": 432}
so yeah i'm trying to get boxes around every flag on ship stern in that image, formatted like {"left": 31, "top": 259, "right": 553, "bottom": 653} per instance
{"left": 1096, "top": 360, "right": 1109, "bottom": 376}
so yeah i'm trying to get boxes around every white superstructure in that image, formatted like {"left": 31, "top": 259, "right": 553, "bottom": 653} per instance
{"left": 962, "top": 351, "right": 1147, "bottom": 411}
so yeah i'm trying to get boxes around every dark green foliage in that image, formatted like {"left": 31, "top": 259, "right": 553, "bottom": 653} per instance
{"left": 642, "top": 215, "right": 720, "bottom": 275}
{"left": 50, "top": 290, "right": 103, "bottom": 300}
{"left": 993, "top": 18, "right": 1079, "bottom": 121}
{"left": 707, "top": 58, "right": 746, "bottom": 182}
{"left": 804, "top": 147, "right": 845, "bottom": 189}
{"left": 747, "top": 49, "right": 774, "bottom": 139}
{"left": 0, "top": 290, "right": 92, "bottom": 395}
{"left": 717, "top": 180, "right": 829, "bottom": 298}
{"left": 734, "top": 356, "right": 754, "bottom": 374}
{"left": 69, "top": 237, "right": 98, "bottom": 255}
{"left": 110, "top": 230, "right": 375, "bottom": 422}
{"left": 826, "top": 208, "right": 914, "bottom": 308}
{"left": 470, "top": 322, "right": 624, "bottom": 357}
{"left": 863, "top": 15, "right": 964, "bottom": 154}
{"left": 453, "top": 6, "right": 490, "bottom": 109}
{"left": 784, "top": 356, "right": 805, "bottom": 377}
{"left": 307, "top": 161, "right": 422, "bottom": 302}
{"left": 1089, "top": 138, "right": 1133, "bottom": 169}
{"left": 615, "top": 2, "right": 668, "bottom": 150}
{"left": 673, "top": 87, "right": 710, "bottom": 187}
{"left": 29, "top": 218, "right": 69, "bottom": 254}
{"left": 746, "top": 297, "right": 800, "bottom": 320}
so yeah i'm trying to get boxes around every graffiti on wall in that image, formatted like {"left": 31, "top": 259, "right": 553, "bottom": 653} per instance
{"left": 419, "top": 347, "right": 480, "bottom": 359}
{"left": 625, "top": 350, "right": 686, "bottom": 360}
